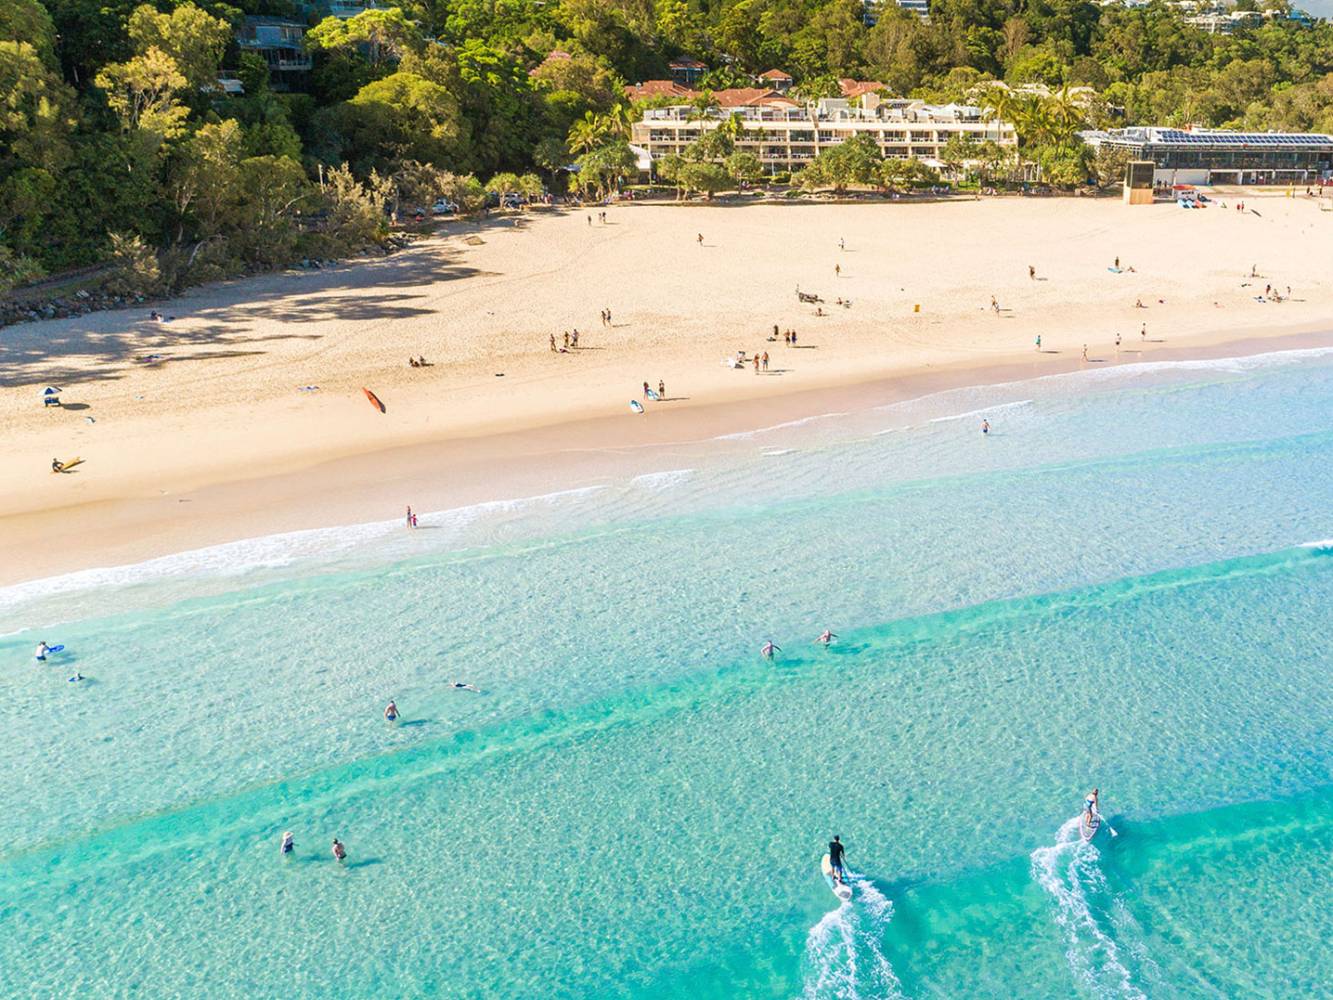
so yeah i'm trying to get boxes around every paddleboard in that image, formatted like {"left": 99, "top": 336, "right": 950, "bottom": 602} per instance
{"left": 362, "top": 387, "right": 385, "bottom": 413}
{"left": 821, "top": 853, "right": 852, "bottom": 902}
{"left": 646, "top": 389, "right": 660, "bottom": 401}
{"left": 1080, "top": 812, "right": 1101, "bottom": 842}
{"left": 629, "top": 400, "right": 644, "bottom": 414}
{"left": 46, "top": 645, "right": 65, "bottom": 654}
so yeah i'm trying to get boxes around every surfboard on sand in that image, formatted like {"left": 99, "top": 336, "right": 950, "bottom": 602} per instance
{"left": 821, "top": 854, "right": 852, "bottom": 902}
{"left": 362, "top": 388, "right": 385, "bottom": 413}
{"left": 52, "top": 458, "right": 83, "bottom": 473}
{"left": 629, "top": 400, "right": 644, "bottom": 414}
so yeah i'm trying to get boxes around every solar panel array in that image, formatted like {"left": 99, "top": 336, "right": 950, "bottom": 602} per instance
{"left": 1148, "top": 129, "right": 1333, "bottom": 148}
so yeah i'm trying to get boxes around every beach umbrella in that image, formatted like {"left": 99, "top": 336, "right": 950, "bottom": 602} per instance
{"left": 43, "top": 386, "right": 61, "bottom": 396}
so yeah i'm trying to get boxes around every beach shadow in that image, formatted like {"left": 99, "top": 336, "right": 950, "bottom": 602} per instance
{"left": 762, "top": 369, "right": 792, "bottom": 375}
{"left": 1040, "top": 349, "right": 1061, "bottom": 354}
{"left": 59, "top": 402, "right": 91, "bottom": 411}
{"left": 660, "top": 396, "right": 690, "bottom": 402}
{"left": 343, "top": 858, "right": 385, "bottom": 870}
{"left": 793, "top": 345, "right": 818, "bottom": 349}
{"left": 397, "top": 718, "right": 431, "bottom": 727}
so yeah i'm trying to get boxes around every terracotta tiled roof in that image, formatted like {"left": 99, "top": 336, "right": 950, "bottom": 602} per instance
{"left": 712, "top": 87, "right": 797, "bottom": 108}
{"left": 669, "top": 57, "right": 708, "bottom": 69}
{"left": 624, "top": 79, "right": 698, "bottom": 100}
{"left": 759, "top": 69, "right": 793, "bottom": 81}
{"left": 839, "top": 79, "right": 890, "bottom": 100}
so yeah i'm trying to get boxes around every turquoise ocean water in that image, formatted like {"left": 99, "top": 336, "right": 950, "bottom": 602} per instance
{"left": 3, "top": 347, "right": 1332, "bottom": 998}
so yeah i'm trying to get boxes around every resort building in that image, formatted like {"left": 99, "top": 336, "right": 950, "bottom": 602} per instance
{"left": 631, "top": 92, "right": 1016, "bottom": 175}
{"left": 1082, "top": 127, "right": 1333, "bottom": 185}
{"left": 236, "top": 17, "right": 311, "bottom": 86}
{"left": 758, "top": 69, "right": 794, "bottom": 93}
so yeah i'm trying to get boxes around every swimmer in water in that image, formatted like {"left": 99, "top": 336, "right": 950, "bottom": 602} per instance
{"left": 332, "top": 838, "right": 347, "bottom": 862}
{"left": 384, "top": 700, "right": 399, "bottom": 722}
{"left": 67, "top": 673, "right": 83, "bottom": 683}
{"left": 450, "top": 682, "right": 480, "bottom": 692}
{"left": 816, "top": 630, "right": 838, "bottom": 646}
{"left": 981, "top": 419, "right": 990, "bottom": 435}
{"left": 761, "top": 641, "right": 781, "bottom": 660}
{"left": 281, "top": 831, "right": 295, "bottom": 855}
{"left": 34, "top": 641, "right": 50, "bottom": 662}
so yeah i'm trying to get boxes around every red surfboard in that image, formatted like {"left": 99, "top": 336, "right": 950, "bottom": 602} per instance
{"left": 363, "top": 387, "right": 385, "bottom": 413}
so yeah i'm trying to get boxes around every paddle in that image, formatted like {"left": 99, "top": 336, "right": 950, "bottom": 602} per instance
{"left": 1097, "top": 809, "right": 1118, "bottom": 838}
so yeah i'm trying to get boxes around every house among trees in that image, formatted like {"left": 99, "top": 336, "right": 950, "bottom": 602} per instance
{"left": 668, "top": 57, "right": 708, "bottom": 86}
{"left": 236, "top": 17, "right": 312, "bottom": 87}
{"left": 759, "top": 69, "right": 794, "bottom": 93}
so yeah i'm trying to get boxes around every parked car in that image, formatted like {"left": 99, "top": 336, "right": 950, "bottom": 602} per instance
{"left": 431, "top": 199, "right": 458, "bottom": 216}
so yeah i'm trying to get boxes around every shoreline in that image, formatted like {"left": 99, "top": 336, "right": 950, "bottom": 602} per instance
{"left": 3, "top": 323, "right": 1328, "bottom": 590}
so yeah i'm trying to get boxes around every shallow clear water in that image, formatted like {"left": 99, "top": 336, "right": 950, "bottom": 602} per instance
{"left": 3, "top": 348, "right": 1332, "bottom": 998}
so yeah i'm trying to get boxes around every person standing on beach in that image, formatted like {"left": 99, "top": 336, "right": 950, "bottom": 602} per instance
{"left": 835, "top": 263, "right": 841, "bottom": 277}
{"left": 572, "top": 330, "right": 579, "bottom": 349}
{"left": 1028, "top": 265, "right": 1035, "bottom": 280}
{"left": 1082, "top": 345, "right": 1088, "bottom": 362}
{"left": 658, "top": 379, "right": 665, "bottom": 399}
{"left": 406, "top": 506, "right": 414, "bottom": 528}
{"left": 753, "top": 355, "right": 760, "bottom": 373}
{"left": 1140, "top": 323, "right": 1146, "bottom": 341}
{"left": 791, "top": 330, "right": 798, "bottom": 346}
{"left": 643, "top": 381, "right": 650, "bottom": 400}
{"left": 549, "top": 333, "right": 556, "bottom": 352}
{"left": 762, "top": 351, "right": 769, "bottom": 371}
{"left": 839, "top": 238, "right": 845, "bottom": 251}
{"left": 1115, "top": 332, "right": 1122, "bottom": 352}
{"left": 586, "top": 215, "right": 591, "bottom": 226}
{"left": 1035, "top": 334, "right": 1041, "bottom": 352}
{"left": 697, "top": 233, "right": 704, "bottom": 246}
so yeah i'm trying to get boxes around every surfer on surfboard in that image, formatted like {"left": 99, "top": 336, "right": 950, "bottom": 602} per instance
{"left": 828, "top": 835, "right": 847, "bottom": 884}
{"left": 1080, "top": 788, "right": 1103, "bottom": 841}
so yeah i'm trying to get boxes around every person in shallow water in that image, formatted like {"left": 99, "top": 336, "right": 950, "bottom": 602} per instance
{"left": 34, "top": 641, "right": 50, "bottom": 662}
{"left": 1084, "top": 788, "right": 1100, "bottom": 824}
{"left": 281, "top": 831, "right": 295, "bottom": 855}
{"left": 384, "top": 700, "right": 399, "bottom": 722}
{"left": 451, "top": 681, "right": 480, "bottom": 692}
{"left": 761, "top": 641, "right": 781, "bottom": 659}
{"left": 332, "top": 838, "right": 347, "bottom": 862}
{"left": 828, "top": 835, "right": 847, "bottom": 883}
{"left": 816, "top": 629, "right": 838, "bottom": 645}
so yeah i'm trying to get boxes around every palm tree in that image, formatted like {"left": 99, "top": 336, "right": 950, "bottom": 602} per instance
{"left": 567, "top": 111, "right": 607, "bottom": 157}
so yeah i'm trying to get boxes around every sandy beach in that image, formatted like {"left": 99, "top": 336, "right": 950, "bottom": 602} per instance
{"left": 3, "top": 194, "right": 1330, "bottom": 583}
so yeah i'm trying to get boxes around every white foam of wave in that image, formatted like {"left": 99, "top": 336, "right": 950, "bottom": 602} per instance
{"left": 1031, "top": 817, "right": 1147, "bottom": 1000}
{"left": 927, "top": 399, "right": 1035, "bottom": 425}
{"left": 713, "top": 412, "right": 849, "bottom": 441}
{"left": 1037, "top": 345, "right": 1333, "bottom": 384}
{"left": 801, "top": 874, "right": 901, "bottom": 1000}
{"left": 1299, "top": 538, "right": 1333, "bottom": 550}
{"left": 629, "top": 468, "right": 695, "bottom": 491}
{"left": 0, "top": 484, "right": 610, "bottom": 622}
{"left": 761, "top": 448, "right": 796, "bottom": 456}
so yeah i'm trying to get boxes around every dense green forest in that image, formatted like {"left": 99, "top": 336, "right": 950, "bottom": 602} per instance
{"left": 4, "top": 0, "right": 1333, "bottom": 292}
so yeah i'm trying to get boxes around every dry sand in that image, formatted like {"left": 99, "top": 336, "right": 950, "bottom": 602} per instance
{"left": 3, "top": 194, "right": 1330, "bottom": 583}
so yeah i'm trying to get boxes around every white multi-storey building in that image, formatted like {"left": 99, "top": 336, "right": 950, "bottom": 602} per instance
{"left": 631, "top": 94, "right": 1016, "bottom": 174}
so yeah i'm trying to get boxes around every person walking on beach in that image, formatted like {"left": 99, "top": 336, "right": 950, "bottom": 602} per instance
{"left": 1115, "top": 332, "right": 1122, "bottom": 353}
{"left": 697, "top": 233, "right": 704, "bottom": 246}
{"left": 586, "top": 215, "right": 591, "bottom": 226}
{"left": 643, "top": 381, "right": 651, "bottom": 400}
{"left": 990, "top": 296, "right": 999, "bottom": 314}
{"left": 606, "top": 309, "right": 612, "bottom": 325}
{"left": 549, "top": 333, "right": 556, "bottom": 352}
{"left": 563, "top": 332, "right": 570, "bottom": 350}
{"left": 571, "top": 329, "right": 579, "bottom": 349}
{"left": 839, "top": 238, "right": 845, "bottom": 251}
{"left": 384, "top": 700, "right": 399, "bottom": 722}
{"left": 762, "top": 351, "right": 769, "bottom": 371}
{"left": 1140, "top": 323, "right": 1146, "bottom": 342}
{"left": 1034, "top": 334, "right": 1041, "bottom": 352}
{"left": 332, "top": 838, "right": 347, "bottom": 862}
{"left": 658, "top": 379, "right": 665, "bottom": 399}
{"left": 835, "top": 263, "right": 841, "bottom": 277}
{"left": 1114, "top": 256, "right": 1120, "bottom": 270}
{"left": 761, "top": 640, "right": 781, "bottom": 660}
{"left": 1028, "top": 265, "right": 1036, "bottom": 280}
{"left": 791, "top": 330, "right": 798, "bottom": 346}
{"left": 405, "top": 506, "right": 414, "bottom": 528}
{"left": 1082, "top": 344, "right": 1088, "bottom": 362}
{"left": 281, "top": 831, "right": 295, "bottom": 855}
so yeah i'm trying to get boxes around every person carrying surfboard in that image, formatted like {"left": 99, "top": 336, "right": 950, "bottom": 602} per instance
{"left": 828, "top": 836, "right": 847, "bottom": 884}
{"left": 34, "top": 641, "right": 50, "bottom": 662}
